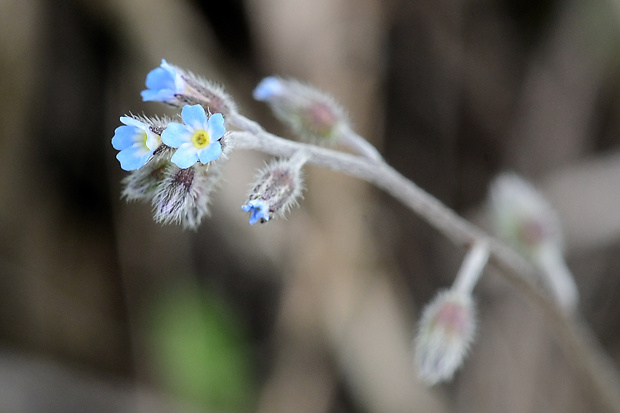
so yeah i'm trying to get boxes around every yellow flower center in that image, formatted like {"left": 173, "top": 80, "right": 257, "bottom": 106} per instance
{"left": 192, "top": 130, "right": 211, "bottom": 149}
{"left": 140, "top": 131, "right": 149, "bottom": 148}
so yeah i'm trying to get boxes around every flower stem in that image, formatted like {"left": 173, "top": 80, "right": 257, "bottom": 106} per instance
{"left": 452, "top": 241, "right": 489, "bottom": 295}
{"left": 228, "top": 116, "right": 620, "bottom": 412}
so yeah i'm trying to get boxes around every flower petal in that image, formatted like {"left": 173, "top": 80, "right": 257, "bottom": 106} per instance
{"left": 253, "top": 77, "right": 284, "bottom": 101}
{"left": 207, "top": 113, "right": 226, "bottom": 140}
{"left": 161, "top": 123, "right": 192, "bottom": 148}
{"left": 145, "top": 132, "right": 162, "bottom": 151}
{"left": 160, "top": 59, "right": 185, "bottom": 92}
{"left": 112, "top": 125, "right": 139, "bottom": 150}
{"left": 117, "top": 144, "right": 152, "bottom": 171}
{"left": 141, "top": 60, "right": 185, "bottom": 102}
{"left": 120, "top": 116, "right": 146, "bottom": 129}
{"left": 181, "top": 104, "right": 208, "bottom": 131}
{"left": 242, "top": 199, "right": 270, "bottom": 225}
{"left": 198, "top": 141, "right": 222, "bottom": 164}
{"left": 145, "top": 67, "right": 175, "bottom": 92}
{"left": 171, "top": 142, "right": 199, "bottom": 169}
{"left": 141, "top": 88, "right": 175, "bottom": 102}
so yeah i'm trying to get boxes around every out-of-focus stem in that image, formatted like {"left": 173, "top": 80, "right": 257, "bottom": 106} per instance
{"left": 452, "top": 241, "right": 489, "bottom": 295}
{"left": 228, "top": 117, "right": 620, "bottom": 413}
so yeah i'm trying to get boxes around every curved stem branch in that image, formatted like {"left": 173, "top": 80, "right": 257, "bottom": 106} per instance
{"left": 227, "top": 117, "right": 620, "bottom": 412}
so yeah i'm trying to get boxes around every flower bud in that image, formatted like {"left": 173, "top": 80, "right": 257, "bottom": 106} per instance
{"left": 241, "top": 151, "right": 308, "bottom": 225}
{"left": 253, "top": 77, "right": 349, "bottom": 143}
{"left": 489, "top": 173, "right": 562, "bottom": 255}
{"left": 488, "top": 173, "right": 578, "bottom": 311}
{"left": 142, "top": 59, "right": 236, "bottom": 117}
{"left": 414, "top": 289, "right": 476, "bottom": 385}
{"left": 152, "top": 163, "right": 223, "bottom": 230}
{"left": 253, "top": 77, "right": 382, "bottom": 160}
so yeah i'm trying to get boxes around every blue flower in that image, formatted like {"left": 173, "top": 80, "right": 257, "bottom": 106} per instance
{"left": 161, "top": 105, "right": 225, "bottom": 169}
{"left": 112, "top": 117, "right": 161, "bottom": 171}
{"left": 241, "top": 199, "right": 270, "bottom": 225}
{"left": 253, "top": 77, "right": 284, "bottom": 101}
{"left": 141, "top": 59, "right": 185, "bottom": 102}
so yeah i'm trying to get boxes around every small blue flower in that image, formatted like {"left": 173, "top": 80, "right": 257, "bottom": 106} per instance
{"left": 253, "top": 77, "right": 284, "bottom": 101}
{"left": 242, "top": 199, "right": 270, "bottom": 225}
{"left": 161, "top": 105, "right": 225, "bottom": 169}
{"left": 112, "top": 117, "right": 161, "bottom": 171}
{"left": 141, "top": 59, "right": 185, "bottom": 102}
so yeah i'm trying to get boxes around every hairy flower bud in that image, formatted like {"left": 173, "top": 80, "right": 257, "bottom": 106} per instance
{"left": 489, "top": 173, "right": 578, "bottom": 311}
{"left": 142, "top": 59, "right": 236, "bottom": 117}
{"left": 253, "top": 77, "right": 382, "bottom": 160}
{"left": 152, "top": 163, "right": 222, "bottom": 230}
{"left": 241, "top": 151, "right": 308, "bottom": 225}
{"left": 253, "top": 76, "right": 347, "bottom": 142}
{"left": 489, "top": 173, "right": 562, "bottom": 255}
{"left": 414, "top": 289, "right": 476, "bottom": 385}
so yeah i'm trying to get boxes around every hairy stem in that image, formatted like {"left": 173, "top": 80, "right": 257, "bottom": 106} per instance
{"left": 228, "top": 115, "right": 620, "bottom": 412}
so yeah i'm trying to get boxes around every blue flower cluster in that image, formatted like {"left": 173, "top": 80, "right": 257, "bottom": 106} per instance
{"left": 111, "top": 59, "right": 310, "bottom": 228}
{"left": 111, "top": 60, "right": 226, "bottom": 171}
{"left": 110, "top": 60, "right": 233, "bottom": 229}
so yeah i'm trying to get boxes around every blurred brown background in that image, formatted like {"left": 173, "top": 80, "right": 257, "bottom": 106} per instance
{"left": 1, "top": 0, "right": 620, "bottom": 412}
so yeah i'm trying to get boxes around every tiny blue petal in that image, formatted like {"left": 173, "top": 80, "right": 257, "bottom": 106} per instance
{"left": 141, "top": 59, "right": 185, "bottom": 102}
{"left": 141, "top": 88, "right": 173, "bottom": 102}
{"left": 112, "top": 125, "right": 139, "bottom": 150}
{"left": 198, "top": 141, "right": 222, "bottom": 164}
{"left": 242, "top": 199, "right": 270, "bottom": 225}
{"left": 207, "top": 113, "right": 226, "bottom": 140}
{"left": 181, "top": 104, "right": 208, "bottom": 131}
{"left": 120, "top": 116, "right": 147, "bottom": 129}
{"left": 253, "top": 77, "right": 284, "bottom": 101}
{"left": 116, "top": 144, "right": 152, "bottom": 171}
{"left": 171, "top": 142, "right": 200, "bottom": 169}
{"left": 161, "top": 122, "right": 192, "bottom": 148}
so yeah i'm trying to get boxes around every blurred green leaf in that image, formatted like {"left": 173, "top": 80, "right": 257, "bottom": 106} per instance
{"left": 146, "top": 281, "right": 255, "bottom": 412}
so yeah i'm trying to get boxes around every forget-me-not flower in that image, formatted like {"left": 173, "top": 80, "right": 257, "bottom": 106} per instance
{"left": 161, "top": 104, "right": 225, "bottom": 169}
{"left": 241, "top": 199, "right": 271, "bottom": 225}
{"left": 112, "top": 116, "right": 162, "bottom": 171}
{"left": 141, "top": 59, "right": 186, "bottom": 102}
